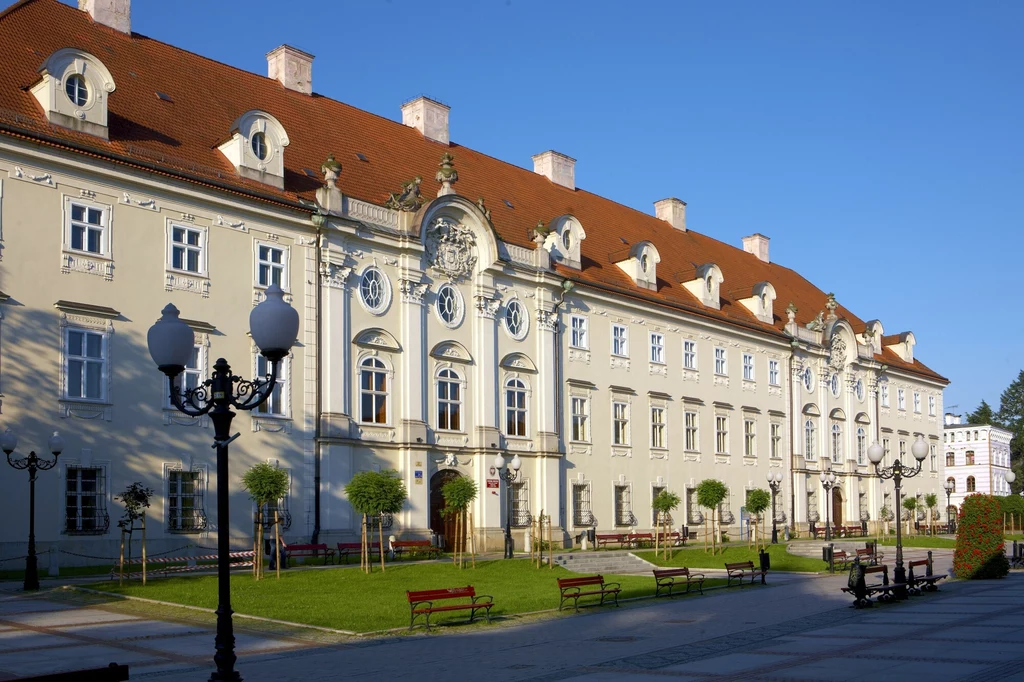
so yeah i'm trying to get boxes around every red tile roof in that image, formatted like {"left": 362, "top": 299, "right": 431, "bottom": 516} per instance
{"left": 0, "top": 0, "right": 946, "bottom": 383}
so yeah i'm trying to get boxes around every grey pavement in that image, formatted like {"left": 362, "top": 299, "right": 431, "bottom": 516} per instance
{"left": 1, "top": 549, "right": 1023, "bottom": 681}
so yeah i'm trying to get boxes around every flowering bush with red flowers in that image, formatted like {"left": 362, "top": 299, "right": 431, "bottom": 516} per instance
{"left": 953, "top": 494, "right": 1009, "bottom": 580}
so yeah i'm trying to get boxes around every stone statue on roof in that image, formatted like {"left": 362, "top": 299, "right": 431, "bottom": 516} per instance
{"left": 476, "top": 197, "right": 491, "bottom": 221}
{"left": 825, "top": 292, "right": 838, "bottom": 320}
{"left": 786, "top": 302, "right": 798, "bottom": 324}
{"left": 436, "top": 153, "right": 458, "bottom": 197}
{"left": 805, "top": 310, "right": 826, "bottom": 331}
{"left": 385, "top": 176, "right": 425, "bottom": 211}
{"left": 321, "top": 153, "right": 341, "bottom": 189}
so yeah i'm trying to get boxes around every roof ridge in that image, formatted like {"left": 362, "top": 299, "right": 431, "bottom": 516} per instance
{"left": 0, "top": 0, "right": 41, "bottom": 23}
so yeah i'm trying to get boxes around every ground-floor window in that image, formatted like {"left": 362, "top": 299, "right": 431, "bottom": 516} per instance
{"left": 614, "top": 484, "right": 634, "bottom": 526}
{"left": 65, "top": 466, "right": 109, "bottom": 534}
{"left": 572, "top": 483, "right": 594, "bottom": 526}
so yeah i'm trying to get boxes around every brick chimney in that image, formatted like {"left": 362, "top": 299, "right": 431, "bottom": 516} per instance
{"left": 654, "top": 198, "right": 687, "bottom": 232}
{"left": 742, "top": 234, "right": 770, "bottom": 263}
{"left": 78, "top": 0, "right": 130, "bottom": 34}
{"left": 267, "top": 45, "right": 314, "bottom": 95}
{"left": 401, "top": 96, "right": 450, "bottom": 145}
{"left": 532, "top": 150, "right": 575, "bottom": 190}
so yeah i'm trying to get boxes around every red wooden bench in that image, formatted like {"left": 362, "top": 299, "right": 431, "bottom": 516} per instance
{"left": 557, "top": 575, "right": 621, "bottom": 613}
{"left": 725, "top": 560, "right": 768, "bottom": 587}
{"left": 406, "top": 586, "right": 493, "bottom": 630}
{"left": 595, "top": 533, "right": 626, "bottom": 549}
{"left": 393, "top": 539, "right": 441, "bottom": 560}
{"left": 337, "top": 542, "right": 381, "bottom": 564}
{"left": 284, "top": 542, "right": 335, "bottom": 566}
{"left": 908, "top": 555, "right": 945, "bottom": 594}
{"left": 653, "top": 567, "right": 704, "bottom": 597}
{"left": 655, "top": 531, "right": 686, "bottom": 546}
{"left": 626, "top": 532, "right": 654, "bottom": 548}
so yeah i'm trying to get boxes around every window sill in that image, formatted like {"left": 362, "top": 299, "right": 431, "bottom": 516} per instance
{"left": 166, "top": 267, "right": 209, "bottom": 279}
{"left": 253, "top": 414, "right": 292, "bottom": 434}
{"left": 569, "top": 345, "right": 589, "bottom": 352}
{"left": 63, "top": 248, "right": 112, "bottom": 262}
{"left": 59, "top": 399, "right": 112, "bottom": 421}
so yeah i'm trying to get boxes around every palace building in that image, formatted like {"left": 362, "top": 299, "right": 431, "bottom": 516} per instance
{"left": 0, "top": 0, "right": 948, "bottom": 563}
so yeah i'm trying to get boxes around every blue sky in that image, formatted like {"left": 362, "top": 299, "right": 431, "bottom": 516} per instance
{"left": 46, "top": 0, "right": 1023, "bottom": 413}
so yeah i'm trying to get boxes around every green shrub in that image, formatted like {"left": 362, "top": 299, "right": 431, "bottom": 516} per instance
{"left": 954, "top": 494, "right": 1009, "bottom": 580}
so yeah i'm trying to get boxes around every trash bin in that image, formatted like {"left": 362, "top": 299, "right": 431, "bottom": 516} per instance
{"left": 759, "top": 549, "right": 771, "bottom": 572}
{"left": 587, "top": 528, "right": 596, "bottom": 544}
{"left": 822, "top": 544, "right": 833, "bottom": 564}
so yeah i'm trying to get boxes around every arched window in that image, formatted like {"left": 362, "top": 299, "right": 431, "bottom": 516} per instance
{"left": 831, "top": 423, "right": 842, "bottom": 463}
{"left": 966, "top": 476, "right": 976, "bottom": 493}
{"left": 856, "top": 427, "right": 866, "bottom": 465}
{"left": 359, "top": 357, "right": 388, "bottom": 424}
{"left": 804, "top": 419, "right": 816, "bottom": 460}
{"left": 437, "top": 368, "right": 462, "bottom": 431}
{"left": 505, "top": 379, "right": 528, "bottom": 437}
{"left": 946, "top": 477, "right": 956, "bottom": 493}
{"left": 946, "top": 451, "right": 955, "bottom": 467}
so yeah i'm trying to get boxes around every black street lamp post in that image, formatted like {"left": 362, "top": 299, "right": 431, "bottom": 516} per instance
{"left": 944, "top": 478, "right": 955, "bottom": 535}
{"left": 146, "top": 284, "right": 298, "bottom": 682}
{"left": 868, "top": 435, "right": 929, "bottom": 600}
{"left": 819, "top": 468, "right": 838, "bottom": 542}
{"left": 766, "top": 470, "right": 783, "bottom": 544}
{"left": 493, "top": 453, "right": 521, "bottom": 559}
{"left": 1, "top": 430, "right": 64, "bottom": 591}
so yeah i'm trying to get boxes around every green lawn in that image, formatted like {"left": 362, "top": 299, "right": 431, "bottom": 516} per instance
{"left": 635, "top": 544, "right": 826, "bottom": 572}
{"left": 876, "top": 536, "right": 956, "bottom": 549}
{"left": 87, "top": 559, "right": 720, "bottom": 633}
{"left": 0, "top": 565, "right": 111, "bottom": 581}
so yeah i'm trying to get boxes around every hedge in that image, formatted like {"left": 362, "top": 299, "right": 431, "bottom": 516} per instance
{"left": 953, "top": 494, "right": 1009, "bottom": 580}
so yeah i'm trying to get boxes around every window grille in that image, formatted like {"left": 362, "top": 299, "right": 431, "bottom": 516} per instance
{"left": 686, "top": 488, "right": 702, "bottom": 525}
{"left": 65, "top": 466, "right": 109, "bottom": 534}
{"left": 511, "top": 480, "right": 531, "bottom": 527}
{"left": 572, "top": 483, "right": 594, "bottom": 526}
{"left": 718, "top": 497, "right": 734, "bottom": 525}
{"left": 652, "top": 486, "right": 673, "bottom": 526}
{"left": 363, "top": 512, "right": 394, "bottom": 530}
{"left": 614, "top": 485, "right": 635, "bottom": 526}
{"left": 168, "top": 469, "right": 207, "bottom": 532}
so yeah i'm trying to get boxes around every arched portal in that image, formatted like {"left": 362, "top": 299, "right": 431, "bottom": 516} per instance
{"left": 429, "top": 469, "right": 462, "bottom": 547}
{"left": 832, "top": 487, "right": 844, "bottom": 527}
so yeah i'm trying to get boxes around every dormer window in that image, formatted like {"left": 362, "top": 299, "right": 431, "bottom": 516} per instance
{"left": 613, "top": 240, "right": 660, "bottom": 291}
{"left": 546, "top": 215, "right": 585, "bottom": 270}
{"left": 251, "top": 133, "right": 268, "bottom": 160}
{"left": 65, "top": 75, "right": 89, "bottom": 106}
{"left": 682, "top": 263, "right": 724, "bottom": 309}
{"left": 31, "top": 49, "right": 116, "bottom": 139}
{"left": 739, "top": 282, "right": 777, "bottom": 324}
{"left": 218, "top": 110, "right": 290, "bottom": 189}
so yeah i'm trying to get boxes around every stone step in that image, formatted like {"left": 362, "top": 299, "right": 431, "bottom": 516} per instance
{"left": 552, "top": 551, "right": 658, "bottom": 575}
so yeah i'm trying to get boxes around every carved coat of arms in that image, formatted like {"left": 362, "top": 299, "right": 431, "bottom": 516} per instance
{"left": 426, "top": 218, "right": 477, "bottom": 281}
{"left": 828, "top": 334, "right": 847, "bottom": 372}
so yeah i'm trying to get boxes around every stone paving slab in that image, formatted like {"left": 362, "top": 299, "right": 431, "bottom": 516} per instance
{"left": 56, "top": 619, "right": 209, "bottom": 640}
{"left": 1, "top": 607, "right": 140, "bottom": 627}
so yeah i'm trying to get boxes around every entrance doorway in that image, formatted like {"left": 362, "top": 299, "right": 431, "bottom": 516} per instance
{"left": 429, "top": 469, "right": 462, "bottom": 550}
{"left": 832, "top": 487, "right": 843, "bottom": 527}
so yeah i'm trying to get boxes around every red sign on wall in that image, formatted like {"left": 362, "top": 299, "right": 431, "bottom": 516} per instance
{"left": 486, "top": 479, "right": 500, "bottom": 489}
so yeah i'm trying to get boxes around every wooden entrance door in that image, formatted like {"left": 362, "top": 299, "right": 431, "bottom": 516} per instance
{"left": 430, "top": 469, "right": 462, "bottom": 550}
{"left": 832, "top": 488, "right": 843, "bottom": 527}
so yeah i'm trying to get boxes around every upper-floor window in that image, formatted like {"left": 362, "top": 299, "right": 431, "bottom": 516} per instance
{"left": 251, "top": 131, "right": 268, "bottom": 160}
{"left": 831, "top": 423, "right": 842, "bottom": 463}
{"left": 882, "top": 438, "right": 890, "bottom": 464}
{"left": 359, "top": 267, "right": 391, "bottom": 314}
{"left": 65, "top": 74, "right": 89, "bottom": 106}
{"left": 830, "top": 374, "right": 841, "bottom": 397}
{"left": 770, "top": 423, "right": 782, "bottom": 459}
{"left": 804, "top": 419, "right": 816, "bottom": 460}
{"left": 899, "top": 439, "right": 907, "bottom": 460}
{"left": 359, "top": 357, "right": 388, "bottom": 424}
{"left": 435, "top": 284, "right": 464, "bottom": 328}
{"left": 913, "top": 392, "right": 921, "bottom": 414}
{"left": 64, "top": 328, "right": 106, "bottom": 401}
{"left": 570, "top": 315, "right": 588, "bottom": 349}
{"left": 966, "top": 476, "right": 976, "bottom": 492}
{"left": 880, "top": 384, "right": 890, "bottom": 407}
{"left": 685, "top": 411, "right": 699, "bottom": 451}
{"left": 928, "top": 395, "right": 936, "bottom": 416}
{"left": 803, "top": 367, "right": 814, "bottom": 392}
{"left": 169, "top": 225, "right": 206, "bottom": 275}
{"left": 505, "top": 379, "right": 528, "bottom": 437}
{"left": 436, "top": 368, "right": 462, "bottom": 431}
{"left": 856, "top": 427, "right": 866, "bottom": 465}
{"left": 715, "top": 415, "right": 729, "bottom": 454}
{"left": 650, "top": 333, "right": 665, "bottom": 364}
{"left": 974, "top": 430, "right": 979, "bottom": 440}
{"left": 855, "top": 379, "right": 864, "bottom": 401}
{"left": 742, "top": 354, "right": 755, "bottom": 382}
{"left": 612, "top": 324, "right": 629, "bottom": 357}
{"left": 768, "top": 360, "right": 780, "bottom": 386}
{"left": 714, "top": 348, "right": 727, "bottom": 376}
{"left": 965, "top": 450, "right": 975, "bottom": 466}
{"left": 68, "top": 201, "right": 107, "bottom": 255}
{"left": 744, "top": 419, "right": 756, "bottom": 457}
{"left": 257, "top": 244, "right": 285, "bottom": 288}
{"left": 571, "top": 396, "right": 589, "bottom": 442}
{"left": 946, "top": 451, "right": 955, "bottom": 466}
{"left": 930, "top": 444, "right": 937, "bottom": 472}
{"left": 897, "top": 388, "right": 906, "bottom": 411}
{"left": 504, "top": 300, "right": 529, "bottom": 340}
{"left": 166, "top": 344, "right": 204, "bottom": 408}
{"left": 613, "top": 401, "right": 630, "bottom": 446}
{"left": 650, "top": 406, "right": 666, "bottom": 449}
{"left": 255, "top": 354, "right": 287, "bottom": 417}
{"left": 683, "top": 341, "right": 697, "bottom": 370}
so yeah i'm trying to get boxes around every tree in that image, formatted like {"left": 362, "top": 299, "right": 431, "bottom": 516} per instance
{"left": 696, "top": 479, "right": 727, "bottom": 554}
{"left": 441, "top": 476, "right": 478, "bottom": 567}
{"left": 966, "top": 400, "right": 996, "bottom": 425}
{"left": 997, "top": 370, "right": 1024, "bottom": 494}
{"left": 902, "top": 497, "right": 918, "bottom": 535}
{"left": 745, "top": 489, "right": 771, "bottom": 550}
{"left": 652, "top": 489, "right": 681, "bottom": 559}
{"left": 924, "top": 493, "right": 938, "bottom": 534}
{"left": 345, "top": 470, "right": 408, "bottom": 573}
{"left": 241, "top": 463, "right": 289, "bottom": 580}
{"left": 115, "top": 482, "right": 154, "bottom": 583}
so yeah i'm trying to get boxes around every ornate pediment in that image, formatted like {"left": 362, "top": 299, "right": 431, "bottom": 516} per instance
{"left": 429, "top": 341, "right": 473, "bottom": 364}
{"left": 426, "top": 217, "right": 477, "bottom": 282}
{"left": 354, "top": 328, "right": 401, "bottom": 352}
{"left": 499, "top": 352, "right": 537, "bottom": 373}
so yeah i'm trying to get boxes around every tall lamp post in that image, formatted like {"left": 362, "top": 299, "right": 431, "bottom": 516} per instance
{"left": 819, "top": 468, "right": 838, "bottom": 541}
{"left": 766, "top": 470, "right": 783, "bottom": 544}
{"left": 1, "top": 430, "right": 64, "bottom": 591}
{"left": 146, "top": 284, "right": 298, "bottom": 682}
{"left": 868, "top": 435, "right": 928, "bottom": 600}
{"left": 944, "top": 478, "right": 955, "bottom": 535}
{"left": 493, "top": 453, "right": 521, "bottom": 559}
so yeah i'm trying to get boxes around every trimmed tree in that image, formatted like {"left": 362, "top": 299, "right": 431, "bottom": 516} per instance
{"left": 954, "top": 494, "right": 1009, "bottom": 579}
{"left": 441, "top": 476, "right": 478, "bottom": 567}
{"left": 879, "top": 504, "right": 894, "bottom": 537}
{"left": 746, "top": 488, "right": 771, "bottom": 550}
{"left": 115, "top": 482, "right": 154, "bottom": 583}
{"left": 696, "top": 479, "right": 728, "bottom": 554}
{"left": 652, "top": 489, "right": 681, "bottom": 559}
{"left": 924, "top": 493, "right": 938, "bottom": 534}
{"left": 241, "top": 463, "right": 289, "bottom": 580}
{"left": 344, "top": 470, "right": 408, "bottom": 573}
{"left": 902, "top": 497, "right": 918, "bottom": 536}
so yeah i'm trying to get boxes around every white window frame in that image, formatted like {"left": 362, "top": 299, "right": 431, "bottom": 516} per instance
{"left": 650, "top": 405, "right": 666, "bottom": 449}
{"left": 166, "top": 222, "right": 208, "bottom": 276}
{"left": 742, "top": 354, "right": 755, "bottom": 382}
{"left": 830, "top": 373, "right": 841, "bottom": 397}
{"left": 570, "top": 396, "right": 590, "bottom": 443}
{"left": 831, "top": 423, "right": 842, "bottom": 463}
{"left": 612, "top": 324, "right": 629, "bottom": 357}
{"left": 503, "top": 299, "right": 529, "bottom": 341}
{"left": 436, "top": 367, "right": 464, "bottom": 432}
{"left": 165, "top": 342, "right": 207, "bottom": 409}
{"left": 714, "top": 347, "right": 727, "bottom": 376}
{"left": 359, "top": 356, "right": 390, "bottom": 425}
{"left": 803, "top": 367, "right": 814, "bottom": 392}
{"left": 649, "top": 333, "right": 665, "bottom": 365}
{"left": 434, "top": 283, "right": 465, "bottom": 329}
{"left": 612, "top": 401, "right": 630, "bottom": 446}
{"left": 913, "top": 392, "right": 921, "bottom": 414}
{"left": 63, "top": 196, "right": 112, "bottom": 259}
{"left": 569, "top": 315, "right": 588, "bottom": 349}
{"left": 165, "top": 464, "right": 208, "bottom": 533}
{"left": 62, "top": 326, "right": 108, "bottom": 402}
{"left": 770, "top": 422, "right": 782, "bottom": 459}
{"left": 804, "top": 419, "right": 816, "bottom": 460}
{"left": 254, "top": 240, "right": 289, "bottom": 291}
{"left": 358, "top": 266, "right": 392, "bottom": 315}
{"left": 897, "top": 388, "right": 906, "bottom": 411}
{"left": 744, "top": 418, "right": 756, "bottom": 457}
{"left": 254, "top": 352, "right": 289, "bottom": 418}
{"left": 715, "top": 414, "right": 729, "bottom": 454}
{"left": 504, "top": 377, "right": 529, "bottom": 438}
{"left": 880, "top": 383, "right": 890, "bottom": 407}
{"left": 928, "top": 395, "right": 936, "bottom": 416}
{"left": 768, "top": 359, "right": 780, "bottom": 386}
{"left": 683, "top": 340, "right": 697, "bottom": 370}
{"left": 856, "top": 427, "right": 866, "bottom": 464}
{"left": 684, "top": 410, "right": 699, "bottom": 451}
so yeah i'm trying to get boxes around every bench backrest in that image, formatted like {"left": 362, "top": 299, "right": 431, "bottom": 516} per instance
{"left": 337, "top": 542, "right": 373, "bottom": 550}
{"left": 725, "top": 561, "right": 755, "bottom": 571}
{"left": 394, "top": 540, "right": 432, "bottom": 547}
{"left": 653, "top": 567, "right": 691, "bottom": 578}
{"left": 287, "top": 543, "right": 326, "bottom": 551}
{"left": 628, "top": 533, "right": 653, "bottom": 538}
{"left": 407, "top": 586, "right": 475, "bottom": 603}
{"left": 596, "top": 534, "right": 622, "bottom": 539}
{"left": 908, "top": 559, "right": 927, "bottom": 568}
{"left": 833, "top": 550, "right": 848, "bottom": 558}
{"left": 558, "top": 575, "right": 605, "bottom": 589}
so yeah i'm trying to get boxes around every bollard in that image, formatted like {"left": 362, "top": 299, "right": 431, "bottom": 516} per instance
{"left": 48, "top": 545, "right": 59, "bottom": 578}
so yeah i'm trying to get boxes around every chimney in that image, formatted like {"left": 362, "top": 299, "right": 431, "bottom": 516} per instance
{"left": 654, "top": 198, "right": 687, "bottom": 232}
{"left": 742, "top": 233, "right": 770, "bottom": 263}
{"left": 78, "top": 0, "right": 130, "bottom": 34}
{"left": 401, "top": 96, "right": 450, "bottom": 145}
{"left": 532, "top": 150, "right": 575, "bottom": 190}
{"left": 267, "top": 45, "right": 314, "bottom": 95}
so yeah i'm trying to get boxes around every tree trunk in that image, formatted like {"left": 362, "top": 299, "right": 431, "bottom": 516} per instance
{"left": 378, "top": 516, "right": 386, "bottom": 573}
{"left": 274, "top": 510, "right": 281, "bottom": 580}
{"left": 141, "top": 513, "right": 147, "bottom": 586}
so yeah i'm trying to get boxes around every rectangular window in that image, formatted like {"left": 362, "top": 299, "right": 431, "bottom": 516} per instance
{"left": 928, "top": 395, "right": 936, "bottom": 416}
{"left": 881, "top": 384, "right": 890, "bottom": 407}
{"left": 168, "top": 469, "right": 206, "bottom": 532}
{"left": 65, "top": 328, "right": 105, "bottom": 401}
{"left": 612, "top": 324, "right": 628, "bottom": 357}
{"left": 913, "top": 392, "right": 921, "bottom": 414}
{"left": 570, "top": 315, "right": 588, "bottom": 349}
{"left": 744, "top": 419, "right": 756, "bottom": 457}
{"left": 770, "top": 423, "right": 782, "bottom": 459}
{"left": 883, "top": 438, "right": 890, "bottom": 464}
{"left": 899, "top": 439, "right": 907, "bottom": 459}
{"left": 685, "top": 411, "right": 699, "bottom": 451}
{"left": 930, "top": 445, "right": 937, "bottom": 472}
{"left": 650, "top": 406, "right": 666, "bottom": 449}
{"left": 683, "top": 340, "right": 697, "bottom": 370}
{"left": 946, "top": 452, "right": 954, "bottom": 467}
{"left": 572, "top": 484, "right": 594, "bottom": 526}
{"left": 65, "top": 466, "right": 108, "bottom": 534}
{"left": 571, "top": 396, "right": 590, "bottom": 442}
{"left": 257, "top": 244, "right": 285, "bottom": 287}
{"left": 768, "top": 359, "right": 780, "bottom": 386}
{"left": 649, "top": 333, "right": 665, "bottom": 364}
{"left": 966, "top": 450, "right": 975, "bottom": 465}
{"left": 69, "top": 202, "right": 106, "bottom": 254}
{"left": 167, "top": 345, "right": 203, "bottom": 408}
{"left": 613, "top": 401, "right": 630, "bottom": 446}
{"left": 170, "top": 225, "right": 205, "bottom": 274}
{"left": 255, "top": 355, "right": 286, "bottom": 416}
{"left": 511, "top": 480, "right": 530, "bottom": 527}
{"left": 742, "top": 354, "right": 755, "bottom": 382}
{"left": 897, "top": 389, "right": 906, "bottom": 411}
{"left": 714, "top": 348, "right": 727, "bottom": 376}
{"left": 614, "top": 485, "right": 633, "bottom": 526}
{"left": 687, "top": 487, "right": 700, "bottom": 525}
{"left": 716, "top": 415, "right": 729, "bottom": 454}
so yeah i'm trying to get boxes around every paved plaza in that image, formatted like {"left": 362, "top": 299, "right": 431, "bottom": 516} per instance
{"left": 0, "top": 550, "right": 1022, "bottom": 681}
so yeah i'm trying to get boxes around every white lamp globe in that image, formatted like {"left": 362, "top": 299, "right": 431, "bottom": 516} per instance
{"left": 766, "top": 471, "right": 774, "bottom": 483}
{"left": 819, "top": 471, "right": 826, "bottom": 483}
{"left": 775, "top": 471, "right": 784, "bottom": 483}
{"left": 0, "top": 429, "right": 17, "bottom": 455}
{"left": 147, "top": 303, "right": 195, "bottom": 374}
{"left": 510, "top": 454, "right": 522, "bottom": 472}
{"left": 250, "top": 284, "right": 299, "bottom": 361}
{"left": 1006, "top": 470, "right": 1016, "bottom": 485}
{"left": 47, "top": 431, "right": 65, "bottom": 456}
{"left": 493, "top": 453, "right": 505, "bottom": 470}
{"left": 911, "top": 435, "right": 928, "bottom": 462}
{"left": 867, "top": 441, "right": 884, "bottom": 464}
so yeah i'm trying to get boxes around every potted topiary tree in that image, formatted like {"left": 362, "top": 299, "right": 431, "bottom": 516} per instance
{"left": 115, "top": 482, "right": 154, "bottom": 585}
{"left": 652, "top": 489, "right": 681, "bottom": 559}
{"left": 745, "top": 489, "right": 771, "bottom": 551}
{"left": 241, "top": 462, "right": 289, "bottom": 580}
{"left": 696, "top": 479, "right": 727, "bottom": 554}
{"left": 344, "top": 470, "right": 408, "bottom": 573}
{"left": 441, "top": 476, "right": 478, "bottom": 568}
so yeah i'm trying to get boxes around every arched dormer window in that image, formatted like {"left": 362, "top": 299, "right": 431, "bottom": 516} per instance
{"left": 31, "top": 49, "right": 116, "bottom": 139}
{"left": 546, "top": 215, "right": 586, "bottom": 269}
{"left": 218, "top": 110, "right": 290, "bottom": 189}
{"left": 682, "top": 263, "right": 723, "bottom": 309}
{"left": 612, "top": 240, "right": 660, "bottom": 291}
{"left": 739, "top": 282, "right": 777, "bottom": 324}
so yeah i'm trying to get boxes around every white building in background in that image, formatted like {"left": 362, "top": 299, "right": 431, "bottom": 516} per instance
{"left": 943, "top": 414, "right": 1013, "bottom": 514}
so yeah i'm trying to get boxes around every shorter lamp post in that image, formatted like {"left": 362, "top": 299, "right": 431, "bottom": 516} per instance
{"left": 819, "top": 469, "right": 838, "bottom": 541}
{"left": 1, "top": 430, "right": 65, "bottom": 591}
{"left": 944, "top": 478, "right": 955, "bottom": 535}
{"left": 766, "top": 470, "right": 783, "bottom": 544}
{"left": 493, "top": 453, "right": 521, "bottom": 559}
{"left": 868, "top": 435, "right": 928, "bottom": 600}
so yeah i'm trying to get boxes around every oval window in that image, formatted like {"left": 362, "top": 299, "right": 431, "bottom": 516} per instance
{"left": 251, "top": 132, "right": 269, "bottom": 160}
{"left": 65, "top": 74, "right": 89, "bottom": 106}
{"left": 435, "top": 284, "right": 464, "bottom": 328}
{"left": 504, "top": 299, "right": 529, "bottom": 340}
